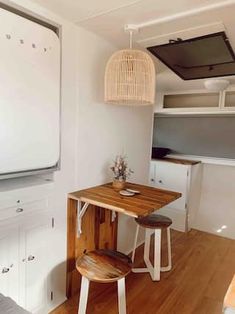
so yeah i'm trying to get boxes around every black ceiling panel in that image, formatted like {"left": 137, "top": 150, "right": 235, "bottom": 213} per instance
{"left": 147, "top": 32, "right": 235, "bottom": 80}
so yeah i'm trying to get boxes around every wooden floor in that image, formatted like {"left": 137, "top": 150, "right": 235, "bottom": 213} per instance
{"left": 51, "top": 229, "right": 235, "bottom": 314}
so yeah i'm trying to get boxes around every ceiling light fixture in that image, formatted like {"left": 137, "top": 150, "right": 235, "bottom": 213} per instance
{"left": 104, "top": 25, "right": 156, "bottom": 106}
{"left": 204, "top": 79, "right": 230, "bottom": 91}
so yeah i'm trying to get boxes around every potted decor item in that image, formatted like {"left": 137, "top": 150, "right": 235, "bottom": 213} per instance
{"left": 110, "top": 155, "right": 133, "bottom": 190}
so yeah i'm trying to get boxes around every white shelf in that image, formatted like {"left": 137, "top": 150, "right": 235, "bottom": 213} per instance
{"left": 155, "top": 88, "right": 235, "bottom": 115}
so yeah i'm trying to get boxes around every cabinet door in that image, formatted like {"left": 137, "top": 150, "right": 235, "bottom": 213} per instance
{"left": 149, "top": 162, "right": 156, "bottom": 187}
{"left": 152, "top": 162, "right": 189, "bottom": 210}
{"left": 0, "top": 224, "right": 19, "bottom": 303}
{"left": 20, "top": 211, "right": 53, "bottom": 313}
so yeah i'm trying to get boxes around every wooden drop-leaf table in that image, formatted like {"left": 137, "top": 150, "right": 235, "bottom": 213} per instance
{"left": 66, "top": 182, "right": 181, "bottom": 297}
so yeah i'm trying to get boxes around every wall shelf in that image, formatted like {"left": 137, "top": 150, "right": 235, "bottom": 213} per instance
{"left": 155, "top": 87, "right": 235, "bottom": 115}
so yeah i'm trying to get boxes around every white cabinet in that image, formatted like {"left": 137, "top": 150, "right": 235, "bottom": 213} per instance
{"left": 150, "top": 159, "right": 202, "bottom": 232}
{"left": 150, "top": 161, "right": 188, "bottom": 210}
{"left": 155, "top": 88, "right": 235, "bottom": 115}
{"left": 0, "top": 183, "right": 54, "bottom": 314}
{"left": 19, "top": 211, "right": 53, "bottom": 313}
{"left": 0, "top": 224, "right": 19, "bottom": 303}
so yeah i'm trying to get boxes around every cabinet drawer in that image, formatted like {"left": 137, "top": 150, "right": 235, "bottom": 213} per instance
{"left": 0, "top": 199, "right": 48, "bottom": 221}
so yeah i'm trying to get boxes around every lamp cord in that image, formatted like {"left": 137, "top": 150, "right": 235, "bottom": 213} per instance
{"left": 129, "top": 30, "right": 133, "bottom": 49}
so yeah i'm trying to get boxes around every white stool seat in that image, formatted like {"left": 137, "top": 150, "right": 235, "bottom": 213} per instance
{"left": 132, "top": 214, "right": 172, "bottom": 281}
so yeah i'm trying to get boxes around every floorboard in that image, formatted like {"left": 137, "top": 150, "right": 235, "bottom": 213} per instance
{"left": 51, "top": 229, "right": 235, "bottom": 314}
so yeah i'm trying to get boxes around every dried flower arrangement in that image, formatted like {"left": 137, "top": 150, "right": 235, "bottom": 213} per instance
{"left": 110, "top": 155, "right": 133, "bottom": 182}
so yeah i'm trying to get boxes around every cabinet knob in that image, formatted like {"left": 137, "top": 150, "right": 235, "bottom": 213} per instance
{"left": 158, "top": 180, "right": 163, "bottom": 184}
{"left": 2, "top": 267, "right": 10, "bottom": 274}
{"left": 16, "top": 208, "right": 24, "bottom": 213}
{"left": 151, "top": 178, "right": 155, "bottom": 182}
{"left": 28, "top": 255, "right": 35, "bottom": 261}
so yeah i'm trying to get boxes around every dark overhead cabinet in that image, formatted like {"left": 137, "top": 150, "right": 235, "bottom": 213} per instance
{"left": 147, "top": 32, "right": 235, "bottom": 80}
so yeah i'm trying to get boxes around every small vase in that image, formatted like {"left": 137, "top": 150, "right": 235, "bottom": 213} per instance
{"left": 112, "top": 179, "right": 126, "bottom": 190}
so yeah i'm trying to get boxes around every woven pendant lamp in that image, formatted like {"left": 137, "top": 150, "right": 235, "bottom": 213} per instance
{"left": 104, "top": 27, "right": 156, "bottom": 106}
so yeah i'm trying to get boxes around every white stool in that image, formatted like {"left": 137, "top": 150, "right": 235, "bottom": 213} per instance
{"left": 76, "top": 249, "right": 132, "bottom": 314}
{"left": 131, "top": 214, "right": 172, "bottom": 281}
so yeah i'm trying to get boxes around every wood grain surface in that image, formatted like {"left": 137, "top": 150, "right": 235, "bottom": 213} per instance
{"left": 52, "top": 229, "right": 235, "bottom": 314}
{"left": 76, "top": 250, "right": 132, "bottom": 283}
{"left": 152, "top": 157, "right": 201, "bottom": 165}
{"left": 224, "top": 274, "right": 235, "bottom": 310}
{"left": 68, "top": 182, "right": 181, "bottom": 218}
{"left": 67, "top": 203, "right": 118, "bottom": 298}
{"left": 67, "top": 182, "right": 181, "bottom": 298}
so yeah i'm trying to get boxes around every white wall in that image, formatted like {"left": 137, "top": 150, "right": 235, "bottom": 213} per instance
{"left": 4, "top": 0, "right": 153, "bottom": 310}
{"left": 75, "top": 26, "right": 153, "bottom": 253}
{"left": 193, "top": 163, "right": 235, "bottom": 240}
{"left": 156, "top": 68, "right": 235, "bottom": 240}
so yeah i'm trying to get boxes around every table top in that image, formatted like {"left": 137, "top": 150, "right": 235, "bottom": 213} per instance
{"left": 68, "top": 182, "right": 181, "bottom": 218}
{"left": 152, "top": 157, "right": 201, "bottom": 165}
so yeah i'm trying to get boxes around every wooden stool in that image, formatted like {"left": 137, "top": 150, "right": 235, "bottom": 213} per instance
{"left": 76, "top": 249, "right": 132, "bottom": 314}
{"left": 132, "top": 214, "right": 172, "bottom": 281}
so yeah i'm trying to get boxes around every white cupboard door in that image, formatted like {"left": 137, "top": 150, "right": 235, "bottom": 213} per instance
{"left": 0, "top": 224, "right": 19, "bottom": 303}
{"left": 149, "top": 162, "right": 156, "bottom": 186}
{"left": 20, "top": 212, "right": 52, "bottom": 313}
{"left": 153, "top": 162, "right": 189, "bottom": 210}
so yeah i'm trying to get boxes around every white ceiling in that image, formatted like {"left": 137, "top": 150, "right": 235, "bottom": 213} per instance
{"left": 29, "top": 0, "right": 235, "bottom": 45}
{"left": 30, "top": 0, "right": 235, "bottom": 90}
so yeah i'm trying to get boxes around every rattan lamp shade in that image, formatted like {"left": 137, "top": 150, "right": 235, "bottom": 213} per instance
{"left": 104, "top": 49, "right": 156, "bottom": 105}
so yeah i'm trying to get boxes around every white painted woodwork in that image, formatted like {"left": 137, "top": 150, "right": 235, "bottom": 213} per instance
{"left": 0, "top": 179, "right": 54, "bottom": 314}
{"left": 0, "top": 199, "right": 47, "bottom": 222}
{"left": 132, "top": 227, "right": 172, "bottom": 281}
{"left": 149, "top": 160, "right": 202, "bottom": 232}
{"left": 0, "top": 224, "right": 20, "bottom": 304}
{"left": 117, "top": 278, "right": 126, "bottom": 314}
{"left": 150, "top": 161, "right": 188, "bottom": 210}
{"left": 155, "top": 89, "right": 235, "bottom": 115}
{"left": 78, "top": 276, "right": 90, "bottom": 314}
{"left": 19, "top": 211, "right": 52, "bottom": 313}
{"left": 28, "top": 0, "right": 235, "bottom": 62}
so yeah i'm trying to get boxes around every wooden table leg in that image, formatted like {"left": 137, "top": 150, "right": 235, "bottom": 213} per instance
{"left": 66, "top": 198, "right": 78, "bottom": 298}
{"left": 66, "top": 200, "right": 118, "bottom": 299}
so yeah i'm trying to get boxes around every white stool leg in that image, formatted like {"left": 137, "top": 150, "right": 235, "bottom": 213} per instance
{"left": 78, "top": 276, "right": 90, "bottom": 314}
{"left": 118, "top": 278, "right": 126, "bottom": 314}
{"left": 132, "top": 224, "right": 140, "bottom": 263}
{"left": 161, "top": 227, "right": 172, "bottom": 272}
{"left": 152, "top": 229, "right": 161, "bottom": 281}
{"left": 132, "top": 228, "right": 151, "bottom": 274}
{"left": 144, "top": 228, "right": 151, "bottom": 266}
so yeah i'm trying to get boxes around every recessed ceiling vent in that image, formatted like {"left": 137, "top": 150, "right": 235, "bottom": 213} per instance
{"left": 147, "top": 32, "right": 235, "bottom": 80}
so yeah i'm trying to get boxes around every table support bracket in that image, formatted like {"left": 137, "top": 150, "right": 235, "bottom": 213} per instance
{"left": 77, "top": 201, "right": 89, "bottom": 237}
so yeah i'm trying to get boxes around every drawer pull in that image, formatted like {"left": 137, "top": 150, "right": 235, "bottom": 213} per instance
{"left": 28, "top": 255, "right": 35, "bottom": 261}
{"left": 2, "top": 267, "right": 10, "bottom": 274}
{"left": 16, "top": 208, "right": 24, "bottom": 213}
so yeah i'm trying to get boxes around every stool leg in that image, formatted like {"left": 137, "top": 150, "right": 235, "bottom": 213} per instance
{"left": 118, "top": 278, "right": 126, "bottom": 314}
{"left": 78, "top": 276, "right": 90, "bottom": 314}
{"left": 153, "top": 229, "right": 161, "bottom": 281}
{"left": 143, "top": 228, "right": 151, "bottom": 267}
{"left": 161, "top": 227, "right": 172, "bottom": 272}
{"left": 132, "top": 228, "right": 151, "bottom": 275}
{"left": 132, "top": 224, "right": 140, "bottom": 263}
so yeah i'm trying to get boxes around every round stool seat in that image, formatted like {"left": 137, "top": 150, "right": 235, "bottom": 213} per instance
{"left": 76, "top": 249, "right": 132, "bottom": 283}
{"left": 135, "top": 214, "right": 172, "bottom": 229}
